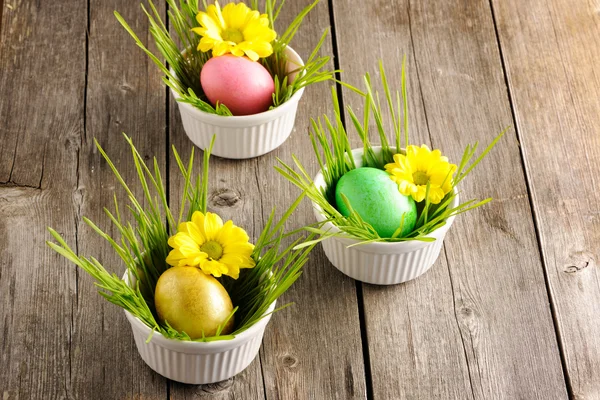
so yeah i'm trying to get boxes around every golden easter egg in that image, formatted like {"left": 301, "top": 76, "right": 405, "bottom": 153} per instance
{"left": 154, "top": 266, "right": 234, "bottom": 339}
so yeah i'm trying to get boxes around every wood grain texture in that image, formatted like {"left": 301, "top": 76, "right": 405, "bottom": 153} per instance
{"left": 257, "top": 1, "right": 367, "bottom": 399}
{"left": 331, "top": 0, "right": 568, "bottom": 398}
{"left": 165, "top": 0, "right": 266, "bottom": 397}
{"left": 168, "top": 0, "right": 367, "bottom": 398}
{"left": 331, "top": 1, "right": 475, "bottom": 398}
{"left": 69, "top": 0, "right": 167, "bottom": 398}
{"left": 492, "top": 0, "right": 600, "bottom": 397}
{"left": 0, "top": 0, "right": 82, "bottom": 399}
{"left": 167, "top": 40, "right": 268, "bottom": 400}
{"left": 168, "top": 118, "right": 268, "bottom": 399}
{"left": 3, "top": 0, "right": 593, "bottom": 398}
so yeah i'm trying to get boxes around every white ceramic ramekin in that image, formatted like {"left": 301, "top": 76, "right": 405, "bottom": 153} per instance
{"left": 171, "top": 46, "right": 305, "bottom": 159}
{"left": 312, "top": 147, "right": 459, "bottom": 285}
{"left": 122, "top": 272, "right": 275, "bottom": 384}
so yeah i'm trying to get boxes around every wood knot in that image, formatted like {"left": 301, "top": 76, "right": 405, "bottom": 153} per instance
{"left": 74, "top": 186, "right": 86, "bottom": 207}
{"left": 119, "top": 83, "right": 134, "bottom": 93}
{"left": 483, "top": 206, "right": 517, "bottom": 242}
{"left": 460, "top": 307, "right": 474, "bottom": 317}
{"left": 564, "top": 251, "right": 594, "bottom": 274}
{"left": 564, "top": 263, "right": 589, "bottom": 273}
{"left": 64, "top": 134, "right": 80, "bottom": 152}
{"left": 281, "top": 355, "right": 298, "bottom": 368}
{"left": 210, "top": 188, "right": 241, "bottom": 208}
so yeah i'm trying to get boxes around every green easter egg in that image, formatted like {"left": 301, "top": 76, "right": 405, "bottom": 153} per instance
{"left": 335, "top": 167, "right": 417, "bottom": 238}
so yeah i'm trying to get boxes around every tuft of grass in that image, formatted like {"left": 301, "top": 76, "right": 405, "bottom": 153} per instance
{"left": 115, "top": 0, "right": 334, "bottom": 116}
{"left": 47, "top": 135, "right": 317, "bottom": 341}
{"left": 276, "top": 59, "right": 507, "bottom": 243}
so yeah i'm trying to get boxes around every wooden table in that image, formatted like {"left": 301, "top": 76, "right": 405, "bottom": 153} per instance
{"left": 1, "top": 0, "right": 599, "bottom": 398}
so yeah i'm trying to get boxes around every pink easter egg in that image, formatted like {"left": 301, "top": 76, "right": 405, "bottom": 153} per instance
{"left": 200, "top": 55, "right": 275, "bottom": 116}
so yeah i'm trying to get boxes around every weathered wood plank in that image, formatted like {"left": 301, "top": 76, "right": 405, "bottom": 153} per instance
{"left": 331, "top": 2, "right": 475, "bottom": 399}
{"left": 69, "top": 0, "right": 167, "bottom": 398}
{"left": 0, "top": 0, "right": 82, "bottom": 399}
{"left": 167, "top": 53, "right": 268, "bottom": 400}
{"left": 0, "top": 0, "right": 59, "bottom": 187}
{"left": 332, "top": 0, "right": 568, "bottom": 398}
{"left": 492, "top": 0, "right": 600, "bottom": 397}
{"left": 168, "top": 1, "right": 367, "bottom": 399}
{"left": 166, "top": 0, "right": 267, "bottom": 395}
{"left": 257, "top": 1, "right": 367, "bottom": 398}
{"left": 166, "top": 143, "right": 269, "bottom": 398}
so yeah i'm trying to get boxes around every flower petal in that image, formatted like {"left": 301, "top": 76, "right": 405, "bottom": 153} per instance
{"left": 166, "top": 209, "right": 255, "bottom": 279}
{"left": 203, "top": 212, "right": 224, "bottom": 241}
{"left": 429, "top": 187, "right": 446, "bottom": 204}
{"left": 192, "top": 2, "right": 275, "bottom": 59}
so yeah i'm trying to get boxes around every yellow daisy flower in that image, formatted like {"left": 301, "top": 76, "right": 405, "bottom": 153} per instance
{"left": 192, "top": 2, "right": 277, "bottom": 62}
{"left": 166, "top": 211, "right": 255, "bottom": 279}
{"left": 384, "top": 144, "right": 457, "bottom": 204}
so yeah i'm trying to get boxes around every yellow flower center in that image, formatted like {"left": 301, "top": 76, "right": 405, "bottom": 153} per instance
{"left": 200, "top": 240, "right": 223, "bottom": 260}
{"left": 221, "top": 28, "right": 244, "bottom": 44}
{"left": 412, "top": 171, "right": 430, "bottom": 186}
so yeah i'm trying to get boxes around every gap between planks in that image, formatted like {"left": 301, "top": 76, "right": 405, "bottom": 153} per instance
{"left": 164, "top": 1, "right": 172, "bottom": 397}
{"left": 327, "top": 0, "right": 374, "bottom": 398}
{"left": 0, "top": 0, "right": 5, "bottom": 35}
